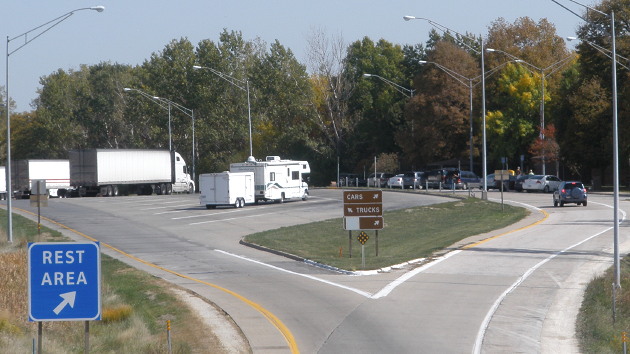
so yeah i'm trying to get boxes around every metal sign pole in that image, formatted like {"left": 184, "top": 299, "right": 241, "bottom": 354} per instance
{"left": 84, "top": 321, "right": 89, "bottom": 354}
{"left": 37, "top": 322, "right": 42, "bottom": 354}
{"left": 348, "top": 231, "right": 352, "bottom": 258}
{"left": 375, "top": 230, "right": 379, "bottom": 256}
{"left": 361, "top": 244, "right": 365, "bottom": 269}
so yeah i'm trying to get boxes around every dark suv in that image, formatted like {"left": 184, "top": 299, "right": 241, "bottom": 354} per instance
{"left": 402, "top": 171, "right": 425, "bottom": 189}
{"left": 553, "top": 181, "right": 587, "bottom": 207}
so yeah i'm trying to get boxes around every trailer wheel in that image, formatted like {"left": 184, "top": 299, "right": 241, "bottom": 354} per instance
{"left": 112, "top": 185, "right": 119, "bottom": 197}
{"left": 302, "top": 190, "right": 309, "bottom": 201}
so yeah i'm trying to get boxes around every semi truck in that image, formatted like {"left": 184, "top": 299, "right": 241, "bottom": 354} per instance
{"left": 229, "top": 156, "right": 310, "bottom": 203}
{"left": 199, "top": 172, "right": 255, "bottom": 209}
{"left": 11, "top": 159, "right": 71, "bottom": 198}
{"left": 69, "top": 149, "right": 194, "bottom": 197}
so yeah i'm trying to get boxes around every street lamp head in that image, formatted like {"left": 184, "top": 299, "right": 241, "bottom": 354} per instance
{"left": 192, "top": 65, "right": 202, "bottom": 70}
{"left": 90, "top": 6, "right": 105, "bottom": 12}
{"left": 486, "top": 48, "right": 497, "bottom": 52}
{"left": 403, "top": 15, "right": 416, "bottom": 21}
{"left": 123, "top": 88, "right": 132, "bottom": 92}
{"left": 418, "top": 60, "right": 428, "bottom": 64}
{"left": 566, "top": 36, "right": 578, "bottom": 41}
{"left": 362, "top": 73, "right": 373, "bottom": 77}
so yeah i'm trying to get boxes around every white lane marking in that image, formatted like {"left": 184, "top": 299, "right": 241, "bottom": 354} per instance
{"left": 215, "top": 250, "right": 372, "bottom": 298}
{"left": 370, "top": 250, "right": 461, "bottom": 299}
{"left": 472, "top": 200, "right": 627, "bottom": 354}
{"left": 142, "top": 203, "right": 192, "bottom": 210}
{"left": 189, "top": 212, "right": 278, "bottom": 225}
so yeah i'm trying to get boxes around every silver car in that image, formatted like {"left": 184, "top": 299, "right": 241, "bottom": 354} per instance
{"left": 522, "top": 175, "right": 562, "bottom": 193}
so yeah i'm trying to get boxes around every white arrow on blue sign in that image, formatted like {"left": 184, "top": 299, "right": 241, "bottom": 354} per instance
{"left": 28, "top": 242, "right": 101, "bottom": 322}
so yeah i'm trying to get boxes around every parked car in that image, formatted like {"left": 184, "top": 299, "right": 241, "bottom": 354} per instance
{"left": 387, "top": 174, "right": 404, "bottom": 188}
{"left": 514, "top": 174, "right": 534, "bottom": 192}
{"left": 425, "top": 168, "right": 459, "bottom": 189}
{"left": 485, "top": 173, "right": 497, "bottom": 190}
{"left": 338, "top": 173, "right": 361, "bottom": 187}
{"left": 367, "top": 172, "right": 395, "bottom": 188}
{"left": 402, "top": 171, "right": 425, "bottom": 189}
{"left": 553, "top": 181, "right": 588, "bottom": 207}
{"left": 522, "top": 175, "right": 562, "bottom": 193}
{"left": 458, "top": 171, "right": 482, "bottom": 190}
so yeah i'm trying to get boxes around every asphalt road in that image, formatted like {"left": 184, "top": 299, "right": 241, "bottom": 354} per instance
{"left": 8, "top": 189, "right": 630, "bottom": 353}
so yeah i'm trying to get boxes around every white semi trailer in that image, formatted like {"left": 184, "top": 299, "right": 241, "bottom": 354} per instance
{"left": 199, "top": 171, "right": 255, "bottom": 209}
{"left": 69, "top": 149, "right": 194, "bottom": 197}
{"left": 229, "top": 156, "right": 310, "bottom": 203}
{"left": 12, "top": 159, "right": 71, "bottom": 198}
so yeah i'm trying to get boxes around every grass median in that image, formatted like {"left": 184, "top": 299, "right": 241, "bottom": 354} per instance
{"left": 0, "top": 209, "right": 230, "bottom": 353}
{"left": 244, "top": 197, "right": 529, "bottom": 271}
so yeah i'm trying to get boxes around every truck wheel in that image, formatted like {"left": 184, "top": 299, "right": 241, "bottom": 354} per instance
{"left": 112, "top": 185, "right": 119, "bottom": 197}
{"left": 188, "top": 184, "right": 194, "bottom": 194}
{"left": 166, "top": 184, "right": 172, "bottom": 195}
{"left": 302, "top": 191, "right": 309, "bottom": 201}
{"left": 239, "top": 198, "right": 245, "bottom": 208}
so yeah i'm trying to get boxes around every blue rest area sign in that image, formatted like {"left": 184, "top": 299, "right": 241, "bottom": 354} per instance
{"left": 28, "top": 242, "right": 101, "bottom": 322}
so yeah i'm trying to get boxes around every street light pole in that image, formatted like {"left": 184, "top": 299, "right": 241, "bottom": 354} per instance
{"left": 153, "top": 96, "right": 196, "bottom": 188}
{"left": 193, "top": 65, "right": 253, "bottom": 159}
{"left": 403, "top": 16, "right": 489, "bottom": 197}
{"left": 486, "top": 48, "right": 574, "bottom": 175}
{"left": 5, "top": 6, "right": 104, "bottom": 242}
{"left": 552, "top": 0, "right": 621, "bottom": 312}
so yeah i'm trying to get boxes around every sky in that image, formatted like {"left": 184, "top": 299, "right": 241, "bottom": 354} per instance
{"left": 3, "top": 0, "right": 588, "bottom": 113}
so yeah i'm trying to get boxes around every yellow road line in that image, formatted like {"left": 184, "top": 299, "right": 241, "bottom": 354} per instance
{"left": 18, "top": 207, "right": 300, "bottom": 354}
{"left": 462, "top": 207, "right": 550, "bottom": 250}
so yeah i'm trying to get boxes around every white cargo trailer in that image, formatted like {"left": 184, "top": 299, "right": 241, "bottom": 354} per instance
{"left": 69, "top": 149, "right": 194, "bottom": 197}
{"left": 229, "top": 156, "right": 310, "bottom": 203}
{"left": 0, "top": 166, "right": 6, "bottom": 200}
{"left": 199, "top": 172, "right": 254, "bottom": 209}
{"left": 12, "top": 160, "right": 71, "bottom": 198}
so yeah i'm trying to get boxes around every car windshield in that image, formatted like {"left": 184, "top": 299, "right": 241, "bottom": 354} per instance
{"left": 564, "top": 182, "right": 584, "bottom": 189}
{"left": 529, "top": 175, "right": 544, "bottom": 180}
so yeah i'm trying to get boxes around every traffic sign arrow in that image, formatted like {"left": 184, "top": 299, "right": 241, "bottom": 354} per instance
{"left": 53, "top": 291, "right": 76, "bottom": 315}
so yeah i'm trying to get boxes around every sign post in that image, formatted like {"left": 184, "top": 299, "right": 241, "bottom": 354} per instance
{"left": 343, "top": 190, "right": 384, "bottom": 257}
{"left": 28, "top": 242, "right": 101, "bottom": 352}
{"left": 30, "top": 179, "right": 47, "bottom": 233}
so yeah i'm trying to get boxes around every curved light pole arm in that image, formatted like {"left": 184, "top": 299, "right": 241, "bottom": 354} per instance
{"left": 193, "top": 65, "right": 253, "bottom": 157}
{"left": 362, "top": 74, "right": 415, "bottom": 97}
{"left": 123, "top": 88, "right": 172, "bottom": 151}
{"left": 5, "top": 6, "right": 104, "bottom": 243}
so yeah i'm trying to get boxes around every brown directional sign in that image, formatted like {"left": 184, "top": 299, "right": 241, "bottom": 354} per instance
{"left": 344, "top": 216, "right": 384, "bottom": 230}
{"left": 344, "top": 203, "right": 382, "bottom": 217}
{"left": 343, "top": 190, "right": 382, "bottom": 204}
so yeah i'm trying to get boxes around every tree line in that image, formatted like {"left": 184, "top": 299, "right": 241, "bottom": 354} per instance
{"left": 3, "top": 0, "right": 630, "bottom": 186}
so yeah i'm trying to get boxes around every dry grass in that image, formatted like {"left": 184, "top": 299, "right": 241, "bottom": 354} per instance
{"left": 0, "top": 212, "right": 242, "bottom": 353}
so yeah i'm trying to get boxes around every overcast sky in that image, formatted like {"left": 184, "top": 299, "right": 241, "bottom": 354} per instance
{"left": 3, "top": 0, "right": 586, "bottom": 112}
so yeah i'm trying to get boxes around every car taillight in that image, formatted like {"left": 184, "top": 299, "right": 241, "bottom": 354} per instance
{"left": 561, "top": 189, "right": 566, "bottom": 193}
{"left": 583, "top": 188, "right": 587, "bottom": 193}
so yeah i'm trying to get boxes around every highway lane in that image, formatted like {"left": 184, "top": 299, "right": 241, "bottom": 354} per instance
{"left": 7, "top": 189, "right": 629, "bottom": 353}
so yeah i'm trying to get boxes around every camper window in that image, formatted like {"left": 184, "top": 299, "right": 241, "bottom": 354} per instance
{"left": 292, "top": 171, "right": 300, "bottom": 180}
{"left": 270, "top": 172, "right": 276, "bottom": 181}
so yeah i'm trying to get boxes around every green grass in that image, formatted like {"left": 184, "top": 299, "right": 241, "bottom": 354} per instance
{"left": 577, "top": 257, "right": 630, "bottom": 353}
{"left": 245, "top": 197, "right": 529, "bottom": 271}
{"left": 0, "top": 209, "right": 227, "bottom": 353}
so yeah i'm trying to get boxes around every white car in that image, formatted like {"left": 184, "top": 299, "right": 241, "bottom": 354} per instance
{"left": 522, "top": 174, "right": 562, "bottom": 193}
{"left": 387, "top": 174, "right": 404, "bottom": 189}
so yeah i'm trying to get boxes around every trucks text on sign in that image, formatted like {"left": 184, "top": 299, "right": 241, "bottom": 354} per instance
{"left": 28, "top": 242, "right": 101, "bottom": 322}
{"left": 343, "top": 190, "right": 384, "bottom": 230}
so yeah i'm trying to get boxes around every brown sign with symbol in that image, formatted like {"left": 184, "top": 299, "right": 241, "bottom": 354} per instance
{"left": 344, "top": 203, "right": 382, "bottom": 217}
{"left": 343, "top": 190, "right": 382, "bottom": 204}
